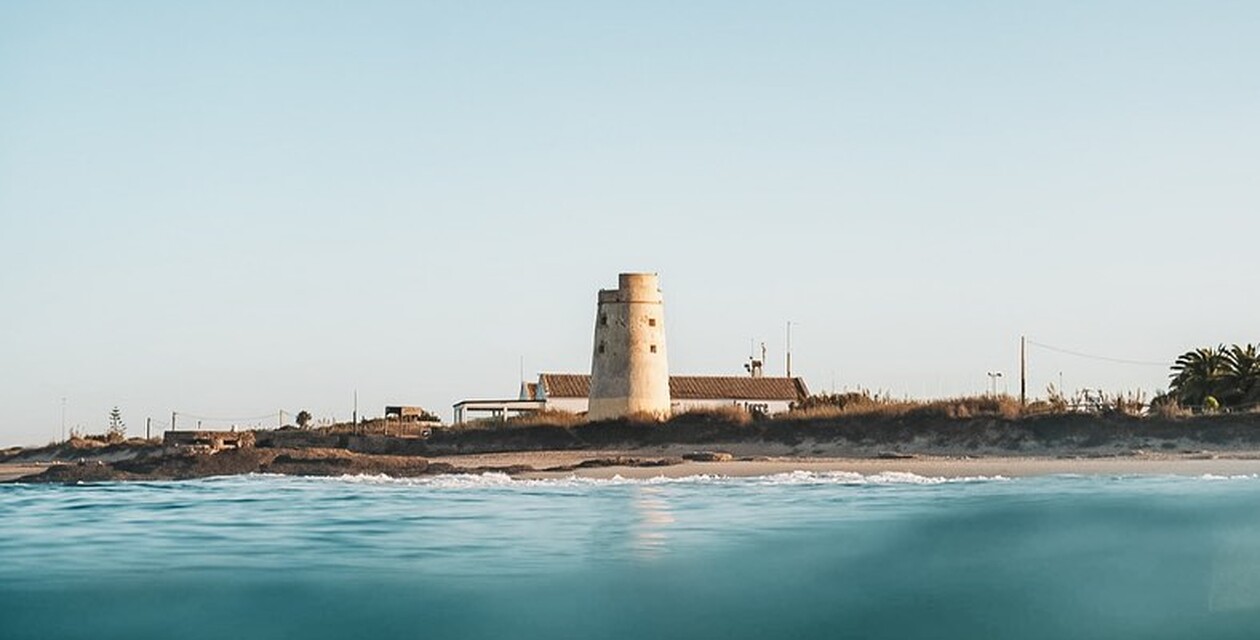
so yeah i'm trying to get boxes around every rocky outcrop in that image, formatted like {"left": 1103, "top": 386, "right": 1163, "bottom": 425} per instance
{"left": 13, "top": 448, "right": 447, "bottom": 484}
{"left": 682, "top": 451, "right": 734, "bottom": 462}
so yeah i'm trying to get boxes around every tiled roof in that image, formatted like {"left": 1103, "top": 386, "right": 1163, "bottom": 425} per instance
{"left": 538, "top": 374, "right": 592, "bottom": 399}
{"left": 537, "top": 373, "right": 808, "bottom": 401}
{"left": 670, "top": 376, "right": 808, "bottom": 401}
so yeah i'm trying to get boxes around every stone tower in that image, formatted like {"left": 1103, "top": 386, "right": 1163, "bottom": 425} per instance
{"left": 588, "top": 273, "right": 671, "bottom": 421}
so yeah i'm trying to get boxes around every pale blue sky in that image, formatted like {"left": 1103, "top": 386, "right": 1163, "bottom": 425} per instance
{"left": 2, "top": 1, "right": 1257, "bottom": 445}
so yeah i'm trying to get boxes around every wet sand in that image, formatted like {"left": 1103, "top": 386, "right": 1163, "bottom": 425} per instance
{"left": 0, "top": 464, "right": 50, "bottom": 482}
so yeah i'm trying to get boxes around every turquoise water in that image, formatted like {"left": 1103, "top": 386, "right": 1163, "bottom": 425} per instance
{"left": 4, "top": 471, "right": 1260, "bottom": 639}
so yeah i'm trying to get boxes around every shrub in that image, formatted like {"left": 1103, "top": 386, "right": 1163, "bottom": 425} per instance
{"left": 1151, "top": 397, "right": 1191, "bottom": 419}
{"left": 505, "top": 410, "right": 585, "bottom": 428}
{"left": 781, "top": 392, "right": 1024, "bottom": 421}
{"left": 670, "top": 405, "right": 753, "bottom": 425}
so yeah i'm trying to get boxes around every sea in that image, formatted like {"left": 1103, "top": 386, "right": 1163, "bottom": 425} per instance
{"left": 4, "top": 471, "right": 1260, "bottom": 640}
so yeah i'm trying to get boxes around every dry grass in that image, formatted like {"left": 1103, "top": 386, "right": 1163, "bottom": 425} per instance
{"left": 620, "top": 411, "right": 670, "bottom": 425}
{"left": 1152, "top": 399, "right": 1193, "bottom": 419}
{"left": 66, "top": 435, "right": 112, "bottom": 448}
{"left": 320, "top": 419, "right": 436, "bottom": 436}
{"left": 779, "top": 392, "right": 1025, "bottom": 421}
{"left": 670, "top": 405, "right": 753, "bottom": 425}
{"left": 504, "top": 410, "right": 585, "bottom": 428}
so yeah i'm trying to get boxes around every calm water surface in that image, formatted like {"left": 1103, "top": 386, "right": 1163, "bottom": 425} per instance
{"left": 3, "top": 471, "right": 1260, "bottom": 639}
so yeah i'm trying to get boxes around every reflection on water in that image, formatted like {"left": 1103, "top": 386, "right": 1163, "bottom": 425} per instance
{"left": 632, "top": 486, "right": 674, "bottom": 558}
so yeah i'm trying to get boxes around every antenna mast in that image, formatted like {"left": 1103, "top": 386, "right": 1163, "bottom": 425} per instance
{"left": 786, "top": 321, "right": 793, "bottom": 378}
{"left": 1020, "top": 336, "right": 1027, "bottom": 407}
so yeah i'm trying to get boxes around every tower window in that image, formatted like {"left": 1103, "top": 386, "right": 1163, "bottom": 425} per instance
{"left": 600, "top": 315, "right": 607, "bottom": 326}
{"left": 648, "top": 318, "right": 656, "bottom": 327}
{"left": 598, "top": 343, "right": 605, "bottom": 354}
{"left": 650, "top": 345, "right": 657, "bottom": 353}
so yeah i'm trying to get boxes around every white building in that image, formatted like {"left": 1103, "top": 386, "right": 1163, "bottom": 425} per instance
{"left": 449, "top": 271, "right": 810, "bottom": 425}
{"left": 452, "top": 372, "right": 809, "bottom": 424}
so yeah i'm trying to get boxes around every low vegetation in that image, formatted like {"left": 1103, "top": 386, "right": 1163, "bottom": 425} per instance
{"left": 784, "top": 391, "right": 1024, "bottom": 420}
{"left": 670, "top": 405, "right": 755, "bottom": 425}
{"left": 501, "top": 410, "right": 585, "bottom": 428}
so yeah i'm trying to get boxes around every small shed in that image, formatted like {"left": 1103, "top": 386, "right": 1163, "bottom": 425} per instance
{"left": 384, "top": 406, "right": 439, "bottom": 422}
{"left": 163, "top": 430, "right": 255, "bottom": 452}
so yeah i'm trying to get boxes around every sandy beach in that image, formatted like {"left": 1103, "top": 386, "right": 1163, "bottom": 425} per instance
{"left": 0, "top": 464, "right": 51, "bottom": 482}
{"left": 8, "top": 449, "right": 1260, "bottom": 483}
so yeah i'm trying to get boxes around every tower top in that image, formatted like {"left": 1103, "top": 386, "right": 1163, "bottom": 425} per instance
{"left": 599, "top": 273, "right": 662, "bottom": 304}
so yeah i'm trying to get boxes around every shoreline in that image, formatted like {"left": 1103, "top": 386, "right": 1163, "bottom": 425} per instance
{"left": 6, "top": 411, "right": 1260, "bottom": 484}
{"left": 0, "top": 464, "right": 51, "bottom": 482}
{"left": 435, "top": 450, "right": 1260, "bottom": 480}
{"left": 523, "top": 455, "right": 1260, "bottom": 480}
{"left": 8, "top": 450, "right": 1260, "bottom": 483}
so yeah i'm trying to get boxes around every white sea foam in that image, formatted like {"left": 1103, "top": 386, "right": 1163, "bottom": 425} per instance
{"left": 747, "top": 470, "right": 1008, "bottom": 485}
{"left": 315, "top": 470, "right": 1009, "bottom": 488}
{"left": 1198, "top": 473, "right": 1260, "bottom": 481}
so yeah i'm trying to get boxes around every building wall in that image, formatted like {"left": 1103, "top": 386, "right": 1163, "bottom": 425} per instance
{"left": 539, "top": 397, "right": 793, "bottom": 416}
{"left": 544, "top": 397, "right": 589, "bottom": 414}
{"left": 588, "top": 273, "right": 671, "bottom": 420}
{"left": 671, "top": 398, "right": 795, "bottom": 415}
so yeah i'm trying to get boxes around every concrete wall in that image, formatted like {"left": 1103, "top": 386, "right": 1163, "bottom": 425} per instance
{"left": 588, "top": 273, "right": 671, "bottom": 421}
{"left": 540, "top": 397, "right": 792, "bottom": 417}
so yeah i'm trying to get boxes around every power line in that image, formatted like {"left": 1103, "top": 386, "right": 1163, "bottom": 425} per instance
{"left": 174, "top": 411, "right": 280, "bottom": 422}
{"left": 1026, "top": 339, "right": 1168, "bottom": 367}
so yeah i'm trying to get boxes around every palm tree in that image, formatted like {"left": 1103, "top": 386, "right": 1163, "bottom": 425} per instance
{"left": 1169, "top": 346, "right": 1229, "bottom": 406}
{"left": 1225, "top": 344, "right": 1260, "bottom": 406}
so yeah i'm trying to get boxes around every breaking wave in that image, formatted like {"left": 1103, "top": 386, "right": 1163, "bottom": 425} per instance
{"left": 315, "top": 470, "right": 1009, "bottom": 488}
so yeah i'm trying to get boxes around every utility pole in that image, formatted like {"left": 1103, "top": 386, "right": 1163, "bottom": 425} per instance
{"left": 171, "top": 411, "right": 176, "bottom": 432}
{"left": 146, "top": 417, "right": 152, "bottom": 440}
{"left": 352, "top": 390, "right": 358, "bottom": 433}
{"left": 1020, "top": 335, "right": 1027, "bottom": 408}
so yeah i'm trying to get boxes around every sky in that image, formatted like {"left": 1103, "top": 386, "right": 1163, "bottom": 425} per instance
{"left": 1, "top": 1, "right": 1257, "bottom": 445}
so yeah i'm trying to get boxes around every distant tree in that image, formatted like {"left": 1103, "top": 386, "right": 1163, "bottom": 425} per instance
{"left": 1225, "top": 344, "right": 1260, "bottom": 406}
{"left": 107, "top": 407, "right": 126, "bottom": 443}
{"left": 1169, "top": 346, "right": 1229, "bottom": 407}
{"left": 1169, "top": 344, "right": 1260, "bottom": 410}
{"left": 296, "top": 410, "right": 313, "bottom": 429}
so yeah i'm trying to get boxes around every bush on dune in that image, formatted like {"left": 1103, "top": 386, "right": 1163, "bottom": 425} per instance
{"left": 779, "top": 391, "right": 1023, "bottom": 421}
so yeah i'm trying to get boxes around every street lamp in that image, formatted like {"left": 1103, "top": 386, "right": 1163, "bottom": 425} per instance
{"left": 987, "top": 371, "right": 1004, "bottom": 397}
